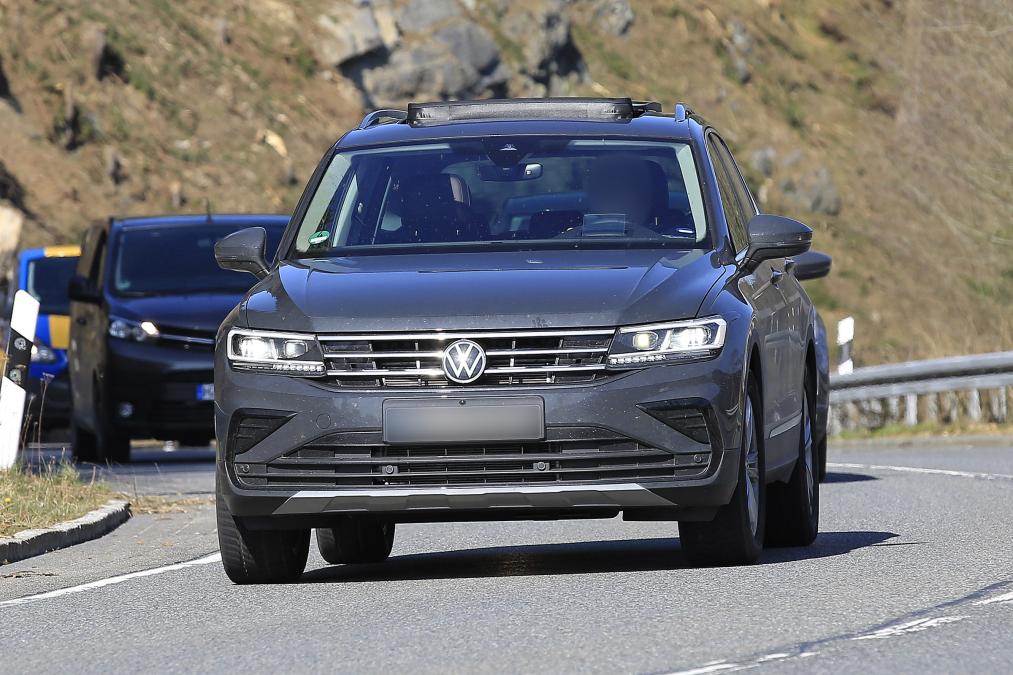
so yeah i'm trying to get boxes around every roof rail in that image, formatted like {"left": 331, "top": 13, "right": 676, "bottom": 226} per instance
{"left": 674, "top": 102, "right": 693, "bottom": 122}
{"left": 407, "top": 98, "right": 644, "bottom": 126}
{"left": 357, "top": 109, "right": 408, "bottom": 130}
{"left": 632, "top": 100, "right": 663, "bottom": 114}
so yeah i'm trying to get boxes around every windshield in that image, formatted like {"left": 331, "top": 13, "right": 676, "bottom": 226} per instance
{"left": 291, "top": 138, "right": 708, "bottom": 257}
{"left": 26, "top": 256, "right": 78, "bottom": 315}
{"left": 112, "top": 224, "right": 284, "bottom": 296}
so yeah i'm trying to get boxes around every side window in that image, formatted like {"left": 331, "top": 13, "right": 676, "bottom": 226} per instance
{"left": 716, "top": 139, "right": 758, "bottom": 220}
{"left": 707, "top": 135, "right": 750, "bottom": 252}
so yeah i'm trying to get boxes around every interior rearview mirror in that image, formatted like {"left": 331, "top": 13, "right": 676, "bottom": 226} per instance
{"left": 792, "top": 250, "right": 832, "bottom": 281}
{"left": 68, "top": 274, "right": 101, "bottom": 304}
{"left": 215, "top": 227, "right": 270, "bottom": 279}
{"left": 478, "top": 163, "right": 543, "bottom": 182}
{"left": 743, "top": 214, "right": 812, "bottom": 267}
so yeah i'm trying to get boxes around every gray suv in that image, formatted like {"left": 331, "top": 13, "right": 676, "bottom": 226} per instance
{"left": 213, "top": 99, "right": 830, "bottom": 584}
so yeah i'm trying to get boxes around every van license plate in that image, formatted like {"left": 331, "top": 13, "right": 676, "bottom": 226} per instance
{"left": 196, "top": 384, "right": 215, "bottom": 401}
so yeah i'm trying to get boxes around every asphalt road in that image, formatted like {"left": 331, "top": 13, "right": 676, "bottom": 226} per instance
{"left": 3, "top": 437, "right": 1012, "bottom": 674}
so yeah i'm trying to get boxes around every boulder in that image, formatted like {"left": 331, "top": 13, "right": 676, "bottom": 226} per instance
{"left": 501, "top": 0, "right": 587, "bottom": 89}
{"left": 314, "top": 3, "right": 385, "bottom": 67}
{"left": 398, "top": 0, "right": 460, "bottom": 33}
{"left": 808, "top": 167, "right": 842, "bottom": 215}
{"left": 593, "top": 0, "right": 635, "bottom": 36}
{"left": 749, "top": 147, "right": 776, "bottom": 177}
{"left": 435, "top": 22, "right": 499, "bottom": 75}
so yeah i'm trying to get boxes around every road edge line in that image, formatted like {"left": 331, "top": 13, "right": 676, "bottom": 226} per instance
{"left": 0, "top": 499, "right": 131, "bottom": 565}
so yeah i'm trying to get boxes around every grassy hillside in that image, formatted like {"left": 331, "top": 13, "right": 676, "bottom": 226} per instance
{"left": 0, "top": 0, "right": 1009, "bottom": 365}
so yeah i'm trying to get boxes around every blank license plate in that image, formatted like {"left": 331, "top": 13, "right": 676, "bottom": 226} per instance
{"left": 196, "top": 384, "right": 215, "bottom": 401}
{"left": 383, "top": 397, "right": 544, "bottom": 444}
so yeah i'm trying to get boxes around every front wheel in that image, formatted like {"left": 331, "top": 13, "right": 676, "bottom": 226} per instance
{"left": 679, "top": 374, "right": 765, "bottom": 566}
{"left": 766, "top": 386, "right": 820, "bottom": 546}
{"left": 217, "top": 478, "right": 310, "bottom": 584}
{"left": 316, "top": 517, "right": 395, "bottom": 564}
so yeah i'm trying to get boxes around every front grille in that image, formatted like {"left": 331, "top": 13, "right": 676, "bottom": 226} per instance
{"left": 319, "top": 329, "right": 615, "bottom": 388}
{"left": 150, "top": 400, "right": 213, "bottom": 425}
{"left": 156, "top": 325, "right": 216, "bottom": 351}
{"left": 233, "top": 428, "right": 712, "bottom": 488}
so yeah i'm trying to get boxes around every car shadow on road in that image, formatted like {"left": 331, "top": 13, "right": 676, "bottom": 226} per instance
{"left": 823, "top": 471, "right": 878, "bottom": 483}
{"left": 301, "top": 530, "right": 900, "bottom": 583}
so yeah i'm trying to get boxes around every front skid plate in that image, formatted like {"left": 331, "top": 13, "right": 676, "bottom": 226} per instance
{"left": 272, "top": 483, "right": 676, "bottom": 514}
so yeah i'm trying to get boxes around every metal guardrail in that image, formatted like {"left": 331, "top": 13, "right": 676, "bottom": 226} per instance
{"left": 828, "top": 351, "right": 1013, "bottom": 432}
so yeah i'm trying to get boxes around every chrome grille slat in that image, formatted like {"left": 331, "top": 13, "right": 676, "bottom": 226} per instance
{"left": 319, "top": 327, "right": 615, "bottom": 388}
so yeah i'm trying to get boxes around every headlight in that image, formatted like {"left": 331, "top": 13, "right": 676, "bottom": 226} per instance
{"left": 608, "top": 317, "right": 727, "bottom": 367}
{"left": 109, "top": 317, "right": 160, "bottom": 342}
{"left": 31, "top": 344, "right": 58, "bottom": 364}
{"left": 227, "top": 328, "right": 326, "bottom": 376}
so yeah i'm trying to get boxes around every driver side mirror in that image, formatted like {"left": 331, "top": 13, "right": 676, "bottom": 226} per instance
{"left": 743, "top": 214, "right": 812, "bottom": 268}
{"left": 215, "top": 227, "right": 269, "bottom": 279}
{"left": 68, "top": 275, "right": 102, "bottom": 304}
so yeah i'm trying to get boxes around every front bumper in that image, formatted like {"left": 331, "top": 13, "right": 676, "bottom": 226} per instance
{"left": 216, "top": 342, "right": 749, "bottom": 524}
{"left": 106, "top": 339, "right": 215, "bottom": 439}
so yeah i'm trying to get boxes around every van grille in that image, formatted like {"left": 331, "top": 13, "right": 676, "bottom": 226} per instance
{"left": 318, "top": 329, "right": 615, "bottom": 388}
{"left": 234, "top": 428, "right": 712, "bottom": 488}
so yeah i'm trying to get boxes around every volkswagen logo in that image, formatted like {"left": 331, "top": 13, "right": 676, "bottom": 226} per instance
{"left": 441, "top": 339, "right": 487, "bottom": 384}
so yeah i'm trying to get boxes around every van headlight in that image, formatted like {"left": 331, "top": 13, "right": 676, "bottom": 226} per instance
{"left": 608, "top": 317, "right": 727, "bottom": 367}
{"left": 109, "top": 317, "right": 160, "bottom": 342}
{"left": 227, "top": 328, "right": 326, "bottom": 376}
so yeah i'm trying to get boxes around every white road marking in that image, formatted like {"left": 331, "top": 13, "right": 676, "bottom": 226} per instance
{"left": 851, "top": 615, "right": 968, "bottom": 640}
{"left": 665, "top": 661, "right": 740, "bottom": 675}
{"left": 975, "top": 590, "right": 1013, "bottom": 606}
{"left": 0, "top": 552, "right": 221, "bottom": 609}
{"left": 829, "top": 462, "right": 1013, "bottom": 482}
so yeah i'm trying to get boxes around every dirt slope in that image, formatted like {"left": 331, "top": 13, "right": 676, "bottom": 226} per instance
{"left": 0, "top": 0, "right": 1009, "bottom": 364}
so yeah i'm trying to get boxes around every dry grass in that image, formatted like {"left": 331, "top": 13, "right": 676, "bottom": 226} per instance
{"left": 0, "top": 460, "right": 113, "bottom": 538}
{"left": 126, "top": 494, "right": 213, "bottom": 514}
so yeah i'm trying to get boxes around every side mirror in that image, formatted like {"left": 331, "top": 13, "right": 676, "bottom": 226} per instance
{"left": 792, "top": 250, "right": 832, "bottom": 281}
{"left": 215, "top": 227, "right": 269, "bottom": 279}
{"left": 68, "top": 275, "right": 101, "bottom": 304}
{"left": 743, "top": 214, "right": 812, "bottom": 267}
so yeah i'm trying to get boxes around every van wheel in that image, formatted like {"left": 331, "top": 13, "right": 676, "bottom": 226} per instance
{"left": 217, "top": 478, "right": 310, "bottom": 584}
{"left": 766, "top": 385, "right": 820, "bottom": 546}
{"left": 316, "top": 517, "right": 395, "bottom": 564}
{"left": 72, "top": 421, "right": 99, "bottom": 463}
{"left": 679, "top": 374, "right": 765, "bottom": 566}
{"left": 95, "top": 415, "right": 131, "bottom": 463}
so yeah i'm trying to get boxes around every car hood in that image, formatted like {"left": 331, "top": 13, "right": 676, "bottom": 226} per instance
{"left": 243, "top": 249, "right": 729, "bottom": 333}
{"left": 109, "top": 293, "right": 242, "bottom": 334}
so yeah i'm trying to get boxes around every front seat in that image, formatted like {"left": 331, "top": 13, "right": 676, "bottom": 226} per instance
{"left": 399, "top": 173, "right": 476, "bottom": 243}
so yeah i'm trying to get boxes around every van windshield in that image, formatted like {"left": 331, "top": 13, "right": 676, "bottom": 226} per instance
{"left": 26, "top": 256, "right": 78, "bottom": 315}
{"left": 290, "top": 138, "right": 709, "bottom": 257}
{"left": 112, "top": 224, "right": 284, "bottom": 296}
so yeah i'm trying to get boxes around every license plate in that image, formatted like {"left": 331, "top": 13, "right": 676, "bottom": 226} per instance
{"left": 383, "top": 397, "right": 544, "bottom": 444}
{"left": 196, "top": 384, "right": 215, "bottom": 401}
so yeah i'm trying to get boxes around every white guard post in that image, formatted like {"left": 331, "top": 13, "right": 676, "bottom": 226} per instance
{"left": 0, "top": 290, "right": 41, "bottom": 470}
{"left": 836, "top": 316, "right": 855, "bottom": 376}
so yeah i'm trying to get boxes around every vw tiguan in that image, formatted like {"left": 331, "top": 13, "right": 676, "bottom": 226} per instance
{"left": 214, "top": 99, "right": 828, "bottom": 583}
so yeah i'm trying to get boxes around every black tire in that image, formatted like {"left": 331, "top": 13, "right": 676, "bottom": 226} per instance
{"left": 817, "top": 433, "right": 828, "bottom": 483}
{"left": 71, "top": 420, "right": 99, "bottom": 463}
{"left": 217, "top": 478, "right": 310, "bottom": 584}
{"left": 680, "top": 374, "right": 765, "bottom": 566}
{"left": 96, "top": 417, "right": 131, "bottom": 463}
{"left": 316, "top": 517, "right": 395, "bottom": 564}
{"left": 766, "top": 385, "right": 820, "bottom": 547}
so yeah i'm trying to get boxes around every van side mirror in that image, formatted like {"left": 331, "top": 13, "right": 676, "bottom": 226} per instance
{"left": 792, "top": 250, "right": 832, "bottom": 280}
{"left": 215, "top": 227, "right": 269, "bottom": 279}
{"left": 68, "top": 275, "right": 101, "bottom": 304}
{"left": 743, "top": 214, "right": 812, "bottom": 267}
